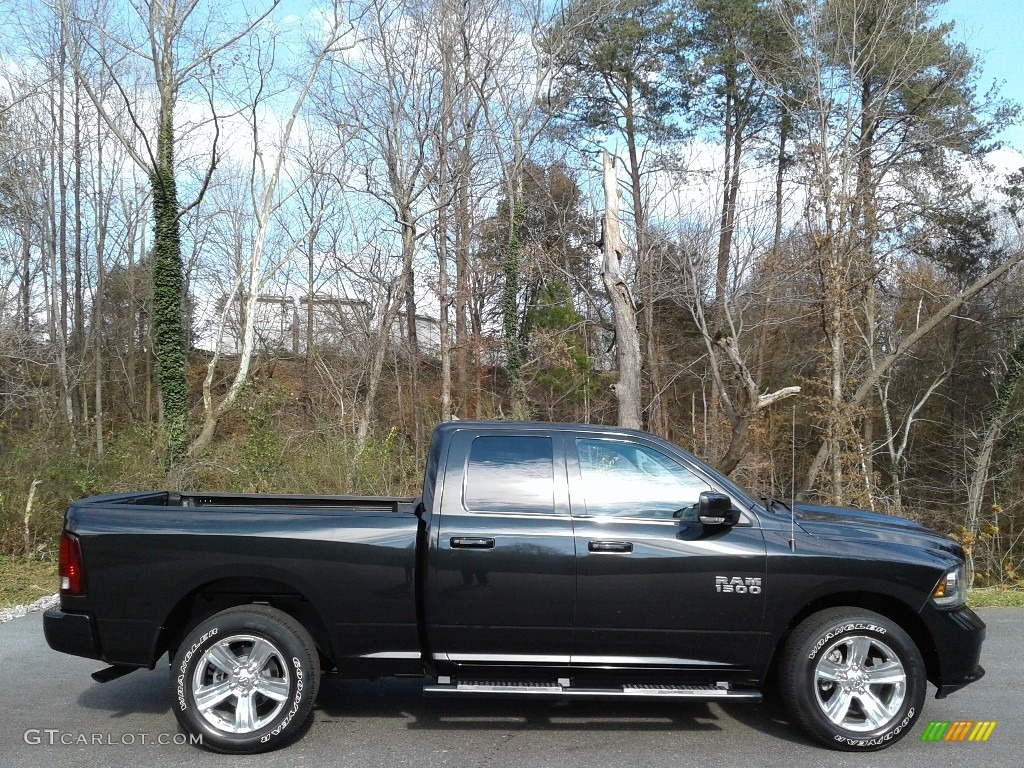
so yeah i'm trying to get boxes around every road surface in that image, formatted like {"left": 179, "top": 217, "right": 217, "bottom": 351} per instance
{"left": 1, "top": 608, "right": 1019, "bottom": 767}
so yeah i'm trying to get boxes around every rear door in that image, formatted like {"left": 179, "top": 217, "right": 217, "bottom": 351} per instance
{"left": 568, "top": 435, "right": 767, "bottom": 672}
{"left": 425, "top": 429, "right": 576, "bottom": 668}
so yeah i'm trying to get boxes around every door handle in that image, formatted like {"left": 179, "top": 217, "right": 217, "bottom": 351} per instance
{"left": 588, "top": 540, "right": 633, "bottom": 554}
{"left": 451, "top": 537, "right": 495, "bottom": 549}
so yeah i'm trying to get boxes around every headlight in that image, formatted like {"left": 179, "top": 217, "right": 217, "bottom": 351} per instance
{"left": 931, "top": 564, "right": 966, "bottom": 608}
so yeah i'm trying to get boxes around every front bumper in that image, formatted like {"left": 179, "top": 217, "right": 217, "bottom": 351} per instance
{"left": 923, "top": 605, "right": 986, "bottom": 698}
{"left": 43, "top": 607, "right": 103, "bottom": 661}
{"left": 935, "top": 664, "right": 985, "bottom": 699}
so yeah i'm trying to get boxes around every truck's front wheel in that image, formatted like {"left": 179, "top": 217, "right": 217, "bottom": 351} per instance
{"left": 170, "top": 606, "right": 320, "bottom": 753}
{"left": 779, "top": 607, "right": 925, "bottom": 751}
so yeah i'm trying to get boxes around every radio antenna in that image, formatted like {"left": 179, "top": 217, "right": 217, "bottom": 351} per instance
{"left": 789, "top": 403, "right": 797, "bottom": 553}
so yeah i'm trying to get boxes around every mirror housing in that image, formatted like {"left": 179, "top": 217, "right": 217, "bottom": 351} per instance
{"left": 698, "top": 492, "right": 739, "bottom": 527}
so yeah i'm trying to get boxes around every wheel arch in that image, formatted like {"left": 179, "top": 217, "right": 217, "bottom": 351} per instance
{"left": 155, "top": 576, "right": 334, "bottom": 668}
{"left": 764, "top": 592, "right": 939, "bottom": 687}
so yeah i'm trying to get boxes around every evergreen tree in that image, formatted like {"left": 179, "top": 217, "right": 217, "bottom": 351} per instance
{"left": 547, "top": 0, "right": 694, "bottom": 432}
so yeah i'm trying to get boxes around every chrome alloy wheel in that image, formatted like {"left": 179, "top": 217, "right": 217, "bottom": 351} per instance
{"left": 191, "top": 634, "right": 291, "bottom": 734}
{"left": 813, "top": 634, "right": 907, "bottom": 733}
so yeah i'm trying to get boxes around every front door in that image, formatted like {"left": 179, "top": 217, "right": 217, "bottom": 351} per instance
{"left": 568, "top": 436, "right": 767, "bottom": 673}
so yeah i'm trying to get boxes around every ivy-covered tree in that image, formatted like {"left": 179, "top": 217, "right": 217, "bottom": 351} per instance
{"left": 527, "top": 281, "right": 600, "bottom": 420}
{"left": 477, "top": 160, "right": 595, "bottom": 411}
{"left": 59, "top": 0, "right": 280, "bottom": 462}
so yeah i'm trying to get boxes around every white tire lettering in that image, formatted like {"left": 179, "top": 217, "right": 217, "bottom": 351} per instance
{"left": 177, "top": 628, "right": 219, "bottom": 711}
{"left": 808, "top": 623, "right": 886, "bottom": 659}
{"left": 260, "top": 656, "right": 305, "bottom": 743}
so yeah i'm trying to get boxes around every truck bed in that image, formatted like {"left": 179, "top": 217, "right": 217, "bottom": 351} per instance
{"left": 56, "top": 491, "right": 423, "bottom": 674}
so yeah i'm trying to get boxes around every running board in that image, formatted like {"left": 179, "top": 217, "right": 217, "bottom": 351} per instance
{"left": 91, "top": 665, "right": 137, "bottom": 684}
{"left": 423, "top": 679, "right": 761, "bottom": 702}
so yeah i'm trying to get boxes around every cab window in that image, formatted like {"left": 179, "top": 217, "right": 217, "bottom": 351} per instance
{"left": 574, "top": 438, "right": 712, "bottom": 520}
{"left": 464, "top": 435, "right": 554, "bottom": 514}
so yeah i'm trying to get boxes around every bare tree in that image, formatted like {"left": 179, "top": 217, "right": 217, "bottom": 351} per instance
{"left": 58, "top": 0, "right": 281, "bottom": 460}
{"left": 770, "top": 0, "right": 1018, "bottom": 501}
{"left": 324, "top": 0, "right": 449, "bottom": 446}
{"left": 190, "top": 8, "right": 355, "bottom": 453}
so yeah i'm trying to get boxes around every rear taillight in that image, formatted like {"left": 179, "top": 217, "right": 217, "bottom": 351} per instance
{"left": 59, "top": 532, "right": 86, "bottom": 596}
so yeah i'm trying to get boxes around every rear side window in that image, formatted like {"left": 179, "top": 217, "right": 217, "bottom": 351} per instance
{"left": 464, "top": 436, "right": 554, "bottom": 514}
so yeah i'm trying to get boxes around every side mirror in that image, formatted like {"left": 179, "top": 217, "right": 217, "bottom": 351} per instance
{"left": 698, "top": 491, "right": 739, "bottom": 527}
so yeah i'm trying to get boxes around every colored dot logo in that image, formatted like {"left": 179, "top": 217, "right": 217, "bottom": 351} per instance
{"left": 921, "top": 721, "right": 997, "bottom": 742}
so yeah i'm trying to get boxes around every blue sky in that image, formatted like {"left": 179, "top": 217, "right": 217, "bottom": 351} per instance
{"left": 223, "top": 0, "right": 1024, "bottom": 164}
{"left": 942, "top": 0, "right": 1024, "bottom": 153}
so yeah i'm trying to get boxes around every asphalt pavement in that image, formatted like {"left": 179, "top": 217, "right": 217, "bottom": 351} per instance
{"left": 1, "top": 608, "right": 1019, "bottom": 768}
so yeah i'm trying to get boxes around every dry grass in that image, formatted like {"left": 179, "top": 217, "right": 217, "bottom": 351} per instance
{"left": 967, "top": 587, "right": 1024, "bottom": 608}
{"left": 0, "top": 556, "right": 57, "bottom": 609}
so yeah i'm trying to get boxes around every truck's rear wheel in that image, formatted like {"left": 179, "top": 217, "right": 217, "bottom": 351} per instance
{"left": 170, "top": 606, "right": 320, "bottom": 754}
{"left": 779, "top": 607, "right": 925, "bottom": 751}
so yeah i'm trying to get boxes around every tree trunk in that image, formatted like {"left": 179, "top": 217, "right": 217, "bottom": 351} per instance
{"left": 73, "top": 72, "right": 86, "bottom": 425}
{"left": 125, "top": 197, "right": 139, "bottom": 415}
{"left": 455, "top": 170, "right": 470, "bottom": 418}
{"left": 57, "top": 44, "right": 73, "bottom": 428}
{"left": 714, "top": 73, "right": 743, "bottom": 325}
{"left": 455, "top": 11, "right": 478, "bottom": 421}
{"left": 151, "top": 98, "right": 190, "bottom": 460}
{"left": 21, "top": 210, "right": 31, "bottom": 334}
{"left": 601, "top": 151, "right": 642, "bottom": 430}
{"left": 621, "top": 91, "right": 661, "bottom": 434}
{"left": 438, "top": 221, "right": 452, "bottom": 422}
{"left": 94, "top": 113, "right": 107, "bottom": 459}
{"left": 454, "top": 98, "right": 476, "bottom": 420}
{"left": 435, "top": 119, "right": 452, "bottom": 422}
{"left": 756, "top": 106, "right": 789, "bottom": 384}
{"left": 829, "top": 289, "right": 845, "bottom": 504}
{"left": 306, "top": 229, "right": 316, "bottom": 370}
{"left": 501, "top": 173, "right": 527, "bottom": 416}
{"left": 49, "top": 46, "right": 75, "bottom": 438}
{"left": 403, "top": 225, "right": 421, "bottom": 457}
{"left": 964, "top": 335, "right": 1024, "bottom": 583}
{"left": 356, "top": 218, "right": 416, "bottom": 446}
{"left": 46, "top": 89, "right": 74, "bottom": 439}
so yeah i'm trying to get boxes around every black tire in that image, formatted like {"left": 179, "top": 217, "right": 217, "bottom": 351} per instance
{"left": 779, "top": 607, "right": 925, "bottom": 751}
{"left": 170, "top": 605, "right": 320, "bottom": 754}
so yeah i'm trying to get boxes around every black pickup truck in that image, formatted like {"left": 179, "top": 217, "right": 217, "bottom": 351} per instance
{"left": 44, "top": 421, "right": 984, "bottom": 754}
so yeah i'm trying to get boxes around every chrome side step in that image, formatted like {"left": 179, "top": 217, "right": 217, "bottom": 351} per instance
{"left": 423, "top": 679, "right": 761, "bottom": 702}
